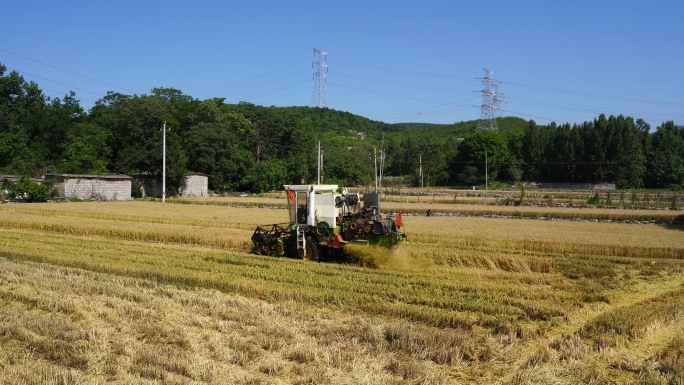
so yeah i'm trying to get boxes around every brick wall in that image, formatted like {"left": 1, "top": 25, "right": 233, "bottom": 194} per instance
{"left": 180, "top": 174, "right": 208, "bottom": 198}
{"left": 46, "top": 175, "right": 132, "bottom": 201}
{"left": 526, "top": 182, "right": 617, "bottom": 190}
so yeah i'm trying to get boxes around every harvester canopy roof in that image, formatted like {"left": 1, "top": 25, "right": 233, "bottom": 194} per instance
{"left": 283, "top": 184, "right": 340, "bottom": 193}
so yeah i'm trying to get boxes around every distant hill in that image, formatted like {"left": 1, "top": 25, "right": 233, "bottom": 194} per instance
{"left": 390, "top": 116, "right": 528, "bottom": 139}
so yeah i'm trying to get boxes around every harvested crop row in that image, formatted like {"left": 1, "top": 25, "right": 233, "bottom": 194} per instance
{"left": 579, "top": 288, "right": 684, "bottom": 348}
{"left": 0, "top": 258, "right": 466, "bottom": 384}
{"left": 0, "top": 227, "right": 577, "bottom": 334}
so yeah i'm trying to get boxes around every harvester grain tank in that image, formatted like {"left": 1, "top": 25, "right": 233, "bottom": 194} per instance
{"left": 251, "top": 184, "right": 405, "bottom": 261}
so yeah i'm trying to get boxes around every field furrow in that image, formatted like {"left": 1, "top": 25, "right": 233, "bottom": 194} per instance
{"left": 2, "top": 200, "right": 684, "bottom": 383}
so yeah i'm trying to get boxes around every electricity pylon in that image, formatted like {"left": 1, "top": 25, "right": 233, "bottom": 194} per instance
{"left": 476, "top": 69, "right": 501, "bottom": 131}
{"left": 311, "top": 48, "right": 328, "bottom": 108}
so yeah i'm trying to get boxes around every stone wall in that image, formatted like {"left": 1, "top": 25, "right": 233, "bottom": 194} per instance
{"left": 46, "top": 174, "right": 132, "bottom": 201}
{"left": 180, "top": 174, "right": 208, "bottom": 198}
{"left": 526, "top": 182, "right": 617, "bottom": 190}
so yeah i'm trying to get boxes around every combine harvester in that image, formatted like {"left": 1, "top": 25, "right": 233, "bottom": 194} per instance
{"left": 252, "top": 184, "right": 405, "bottom": 261}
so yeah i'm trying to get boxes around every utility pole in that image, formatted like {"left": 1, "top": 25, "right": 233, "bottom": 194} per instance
{"left": 317, "top": 141, "right": 321, "bottom": 185}
{"left": 485, "top": 148, "right": 488, "bottom": 190}
{"left": 379, "top": 133, "right": 385, "bottom": 189}
{"left": 320, "top": 148, "right": 324, "bottom": 184}
{"left": 374, "top": 147, "right": 378, "bottom": 192}
{"left": 476, "top": 69, "right": 501, "bottom": 132}
{"left": 161, "top": 121, "right": 169, "bottom": 203}
{"left": 311, "top": 49, "right": 328, "bottom": 108}
{"left": 420, "top": 153, "right": 423, "bottom": 188}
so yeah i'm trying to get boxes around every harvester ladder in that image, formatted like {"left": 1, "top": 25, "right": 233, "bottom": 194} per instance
{"left": 296, "top": 224, "right": 306, "bottom": 257}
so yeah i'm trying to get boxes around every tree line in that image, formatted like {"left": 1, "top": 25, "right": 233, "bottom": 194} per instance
{"left": 1, "top": 64, "right": 682, "bottom": 192}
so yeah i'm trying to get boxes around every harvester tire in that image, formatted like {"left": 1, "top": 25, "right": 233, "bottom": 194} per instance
{"left": 299, "top": 236, "right": 320, "bottom": 262}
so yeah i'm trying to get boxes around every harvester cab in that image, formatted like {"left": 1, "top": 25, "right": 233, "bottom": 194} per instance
{"left": 252, "top": 184, "right": 405, "bottom": 261}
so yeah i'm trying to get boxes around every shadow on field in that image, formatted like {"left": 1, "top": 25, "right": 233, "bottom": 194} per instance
{"left": 662, "top": 215, "right": 684, "bottom": 231}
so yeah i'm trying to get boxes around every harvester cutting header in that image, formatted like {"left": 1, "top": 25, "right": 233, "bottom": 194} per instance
{"left": 252, "top": 184, "right": 405, "bottom": 261}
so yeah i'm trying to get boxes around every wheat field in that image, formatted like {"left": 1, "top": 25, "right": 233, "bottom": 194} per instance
{"left": 1, "top": 200, "right": 684, "bottom": 384}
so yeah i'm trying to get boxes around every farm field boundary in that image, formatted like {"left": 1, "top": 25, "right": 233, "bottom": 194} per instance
{"left": 2, "top": 201, "right": 684, "bottom": 383}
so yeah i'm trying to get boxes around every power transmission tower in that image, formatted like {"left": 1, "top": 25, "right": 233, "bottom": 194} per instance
{"left": 311, "top": 48, "right": 328, "bottom": 108}
{"left": 475, "top": 69, "right": 501, "bottom": 132}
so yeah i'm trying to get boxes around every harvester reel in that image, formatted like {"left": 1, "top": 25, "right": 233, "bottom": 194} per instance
{"left": 251, "top": 223, "right": 290, "bottom": 257}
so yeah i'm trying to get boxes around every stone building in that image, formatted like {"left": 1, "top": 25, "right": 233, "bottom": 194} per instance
{"left": 179, "top": 173, "right": 209, "bottom": 198}
{"left": 44, "top": 174, "right": 132, "bottom": 201}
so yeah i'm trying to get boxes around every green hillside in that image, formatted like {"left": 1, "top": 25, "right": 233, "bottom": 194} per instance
{"left": 2, "top": 63, "right": 682, "bottom": 193}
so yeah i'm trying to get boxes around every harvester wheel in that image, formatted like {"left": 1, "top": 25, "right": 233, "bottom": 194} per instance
{"left": 299, "top": 236, "right": 320, "bottom": 262}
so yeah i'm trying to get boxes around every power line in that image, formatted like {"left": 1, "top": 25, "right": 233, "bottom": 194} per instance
{"left": 40, "top": 87, "right": 99, "bottom": 104}
{"left": 505, "top": 95, "right": 684, "bottom": 122}
{"left": 377, "top": 104, "right": 476, "bottom": 123}
{"left": 0, "top": 47, "right": 139, "bottom": 94}
{"left": 334, "top": 72, "right": 474, "bottom": 95}
{"left": 257, "top": 86, "right": 310, "bottom": 105}
{"left": 8, "top": 67, "right": 104, "bottom": 97}
{"left": 193, "top": 57, "right": 312, "bottom": 95}
{"left": 328, "top": 59, "right": 476, "bottom": 81}
{"left": 499, "top": 109, "right": 561, "bottom": 124}
{"left": 331, "top": 58, "right": 682, "bottom": 121}
{"left": 215, "top": 67, "right": 310, "bottom": 98}
{"left": 373, "top": 103, "right": 470, "bottom": 120}
{"left": 501, "top": 80, "right": 684, "bottom": 108}
{"left": 241, "top": 79, "right": 311, "bottom": 103}
{"left": 328, "top": 81, "right": 468, "bottom": 106}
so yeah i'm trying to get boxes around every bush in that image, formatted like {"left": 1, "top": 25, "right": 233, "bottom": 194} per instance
{"left": 131, "top": 185, "right": 143, "bottom": 199}
{"left": 5, "top": 177, "right": 58, "bottom": 203}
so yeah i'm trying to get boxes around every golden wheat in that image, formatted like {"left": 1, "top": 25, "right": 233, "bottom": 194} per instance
{"left": 2, "top": 200, "right": 684, "bottom": 383}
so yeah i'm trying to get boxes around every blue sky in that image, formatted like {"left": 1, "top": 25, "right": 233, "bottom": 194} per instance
{"left": 1, "top": 0, "right": 682, "bottom": 129}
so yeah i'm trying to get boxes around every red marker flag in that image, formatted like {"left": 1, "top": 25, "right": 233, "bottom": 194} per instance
{"left": 287, "top": 189, "right": 295, "bottom": 202}
{"left": 396, "top": 211, "right": 403, "bottom": 228}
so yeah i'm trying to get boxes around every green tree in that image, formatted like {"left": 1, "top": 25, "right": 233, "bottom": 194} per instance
{"left": 184, "top": 118, "right": 254, "bottom": 191}
{"left": 521, "top": 120, "right": 552, "bottom": 181}
{"left": 30, "top": 92, "right": 86, "bottom": 168}
{"left": 452, "top": 130, "right": 510, "bottom": 185}
{"left": 0, "top": 132, "right": 35, "bottom": 174}
{"left": 60, "top": 122, "right": 111, "bottom": 174}
{"left": 92, "top": 93, "right": 188, "bottom": 191}
{"left": 0, "top": 64, "right": 47, "bottom": 137}
{"left": 0, "top": 64, "right": 47, "bottom": 174}
{"left": 612, "top": 115, "right": 646, "bottom": 188}
{"left": 646, "top": 121, "right": 684, "bottom": 188}
{"left": 241, "top": 157, "right": 288, "bottom": 193}
{"left": 284, "top": 117, "right": 318, "bottom": 184}
{"left": 323, "top": 146, "right": 373, "bottom": 186}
